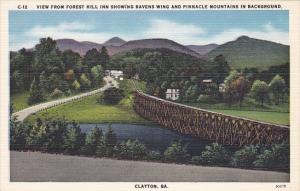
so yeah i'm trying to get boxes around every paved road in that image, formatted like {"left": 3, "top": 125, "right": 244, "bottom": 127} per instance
{"left": 10, "top": 151, "right": 289, "bottom": 182}
{"left": 13, "top": 76, "right": 118, "bottom": 122}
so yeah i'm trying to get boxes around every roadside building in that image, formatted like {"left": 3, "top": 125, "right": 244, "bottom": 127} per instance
{"left": 165, "top": 89, "right": 180, "bottom": 101}
{"left": 202, "top": 79, "right": 213, "bottom": 84}
{"left": 106, "top": 70, "right": 123, "bottom": 79}
{"left": 219, "top": 83, "right": 226, "bottom": 93}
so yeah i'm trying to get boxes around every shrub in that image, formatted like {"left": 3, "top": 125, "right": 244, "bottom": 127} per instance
{"left": 197, "top": 94, "right": 217, "bottom": 103}
{"left": 116, "top": 139, "right": 149, "bottom": 160}
{"left": 97, "top": 93, "right": 104, "bottom": 104}
{"left": 72, "top": 80, "right": 81, "bottom": 91}
{"left": 10, "top": 116, "right": 28, "bottom": 150}
{"left": 148, "top": 150, "right": 162, "bottom": 160}
{"left": 50, "top": 88, "right": 64, "bottom": 99}
{"left": 200, "top": 143, "right": 229, "bottom": 165}
{"left": 164, "top": 140, "right": 190, "bottom": 163}
{"left": 102, "top": 87, "right": 124, "bottom": 104}
{"left": 231, "top": 145, "right": 259, "bottom": 168}
{"left": 190, "top": 156, "right": 202, "bottom": 165}
{"left": 253, "top": 142, "right": 289, "bottom": 170}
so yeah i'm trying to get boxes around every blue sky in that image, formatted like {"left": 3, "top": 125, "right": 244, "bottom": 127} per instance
{"left": 9, "top": 10, "right": 289, "bottom": 50}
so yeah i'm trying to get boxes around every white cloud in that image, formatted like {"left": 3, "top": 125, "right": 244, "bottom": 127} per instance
{"left": 143, "top": 19, "right": 206, "bottom": 44}
{"left": 196, "top": 23, "right": 288, "bottom": 45}
{"left": 17, "top": 21, "right": 117, "bottom": 50}
{"left": 10, "top": 40, "right": 39, "bottom": 51}
{"left": 143, "top": 20, "right": 288, "bottom": 45}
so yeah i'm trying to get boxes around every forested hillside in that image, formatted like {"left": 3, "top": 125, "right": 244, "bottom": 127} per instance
{"left": 207, "top": 36, "right": 289, "bottom": 70}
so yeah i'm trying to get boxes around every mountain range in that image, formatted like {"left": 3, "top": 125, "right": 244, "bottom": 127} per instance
{"left": 56, "top": 37, "right": 208, "bottom": 58}
{"left": 53, "top": 36, "right": 289, "bottom": 70}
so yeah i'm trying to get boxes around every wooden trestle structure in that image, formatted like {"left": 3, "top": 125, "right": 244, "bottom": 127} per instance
{"left": 133, "top": 91, "right": 289, "bottom": 147}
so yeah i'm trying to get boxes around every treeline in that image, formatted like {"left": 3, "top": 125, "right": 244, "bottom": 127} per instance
{"left": 10, "top": 116, "right": 289, "bottom": 171}
{"left": 109, "top": 49, "right": 289, "bottom": 106}
{"left": 109, "top": 48, "right": 222, "bottom": 98}
{"left": 10, "top": 37, "right": 108, "bottom": 105}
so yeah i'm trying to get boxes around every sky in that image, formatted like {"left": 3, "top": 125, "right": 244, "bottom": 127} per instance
{"left": 9, "top": 10, "right": 289, "bottom": 51}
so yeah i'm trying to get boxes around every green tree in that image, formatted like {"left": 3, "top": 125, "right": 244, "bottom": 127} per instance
{"left": 63, "top": 122, "right": 85, "bottom": 155}
{"left": 84, "top": 126, "right": 103, "bottom": 156}
{"left": 269, "top": 74, "right": 287, "bottom": 105}
{"left": 230, "top": 75, "right": 250, "bottom": 106}
{"left": 99, "top": 46, "right": 109, "bottom": 69}
{"left": 212, "top": 55, "right": 230, "bottom": 84}
{"left": 28, "top": 77, "right": 45, "bottom": 105}
{"left": 11, "top": 70, "right": 25, "bottom": 91}
{"left": 26, "top": 118, "right": 47, "bottom": 151}
{"left": 48, "top": 73, "right": 67, "bottom": 92}
{"left": 97, "top": 126, "right": 117, "bottom": 157}
{"left": 62, "top": 49, "right": 81, "bottom": 70}
{"left": 115, "top": 139, "right": 149, "bottom": 160}
{"left": 83, "top": 48, "right": 102, "bottom": 69}
{"left": 10, "top": 115, "right": 27, "bottom": 150}
{"left": 253, "top": 141, "right": 289, "bottom": 170}
{"left": 183, "top": 85, "right": 199, "bottom": 102}
{"left": 164, "top": 140, "right": 189, "bottom": 163}
{"left": 42, "top": 119, "right": 68, "bottom": 153}
{"left": 101, "top": 87, "right": 124, "bottom": 104}
{"left": 72, "top": 80, "right": 81, "bottom": 91}
{"left": 243, "top": 67, "right": 259, "bottom": 84}
{"left": 10, "top": 49, "right": 34, "bottom": 91}
{"left": 231, "top": 145, "right": 259, "bottom": 167}
{"left": 199, "top": 143, "right": 230, "bottom": 165}
{"left": 91, "top": 65, "right": 103, "bottom": 86}
{"left": 251, "top": 80, "right": 269, "bottom": 106}
{"left": 223, "top": 70, "right": 239, "bottom": 105}
{"left": 104, "top": 126, "right": 117, "bottom": 148}
{"left": 33, "top": 37, "right": 62, "bottom": 73}
{"left": 79, "top": 73, "right": 91, "bottom": 90}
{"left": 50, "top": 88, "right": 64, "bottom": 99}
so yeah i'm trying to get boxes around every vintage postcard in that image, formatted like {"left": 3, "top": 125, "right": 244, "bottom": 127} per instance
{"left": 0, "top": 0, "right": 299, "bottom": 191}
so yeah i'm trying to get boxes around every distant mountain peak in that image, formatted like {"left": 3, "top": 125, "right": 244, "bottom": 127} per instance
{"left": 207, "top": 36, "right": 289, "bottom": 70}
{"left": 237, "top": 35, "right": 250, "bottom": 40}
{"left": 104, "top": 37, "right": 126, "bottom": 46}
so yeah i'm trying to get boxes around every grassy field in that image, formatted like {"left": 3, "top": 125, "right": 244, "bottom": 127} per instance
{"left": 11, "top": 82, "right": 105, "bottom": 112}
{"left": 21, "top": 79, "right": 289, "bottom": 126}
{"left": 25, "top": 79, "right": 150, "bottom": 125}
{"left": 188, "top": 98, "right": 289, "bottom": 126}
{"left": 209, "top": 109, "right": 289, "bottom": 126}
{"left": 11, "top": 91, "right": 30, "bottom": 112}
{"left": 25, "top": 93, "right": 149, "bottom": 124}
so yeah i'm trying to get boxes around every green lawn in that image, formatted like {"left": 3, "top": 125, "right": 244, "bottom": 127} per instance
{"left": 16, "top": 79, "right": 149, "bottom": 125}
{"left": 209, "top": 109, "right": 289, "bottom": 126}
{"left": 22, "top": 79, "right": 289, "bottom": 126}
{"left": 188, "top": 98, "right": 289, "bottom": 126}
{"left": 11, "top": 91, "right": 30, "bottom": 112}
{"left": 25, "top": 94, "right": 150, "bottom": 124}
{"left": 11, "top": 82, "right": 105, "bottom": 112}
